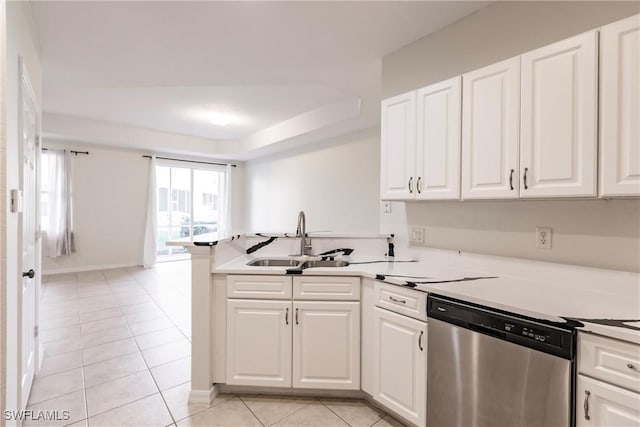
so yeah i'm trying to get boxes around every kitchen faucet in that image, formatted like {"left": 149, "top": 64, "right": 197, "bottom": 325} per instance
{"left": 296, "top": 211, "right": 314, "bottom": 256}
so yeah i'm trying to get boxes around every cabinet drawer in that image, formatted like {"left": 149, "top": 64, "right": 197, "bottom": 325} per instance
{"left": 375, "top": 282, "right": 426, "bottom": 321}
{"left": 227, "top": 275, "right": 292, "bottom": 299}
{"left": 293, "top": 276, "right": 360, "bottom": 301}
{"left": 579, "top": 333, "right": 640, "bottom": 393}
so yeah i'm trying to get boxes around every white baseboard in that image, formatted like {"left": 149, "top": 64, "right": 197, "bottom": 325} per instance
{"left": 43, "top": 262, "right": 140, "bottom": 275}
{"left": 189, "top": 385, "right": 218, "bottom": 405}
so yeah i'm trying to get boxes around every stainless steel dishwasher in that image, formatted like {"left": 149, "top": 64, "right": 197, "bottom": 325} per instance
{"left": 426, "top": 295, "right": 576, "bottom": 427}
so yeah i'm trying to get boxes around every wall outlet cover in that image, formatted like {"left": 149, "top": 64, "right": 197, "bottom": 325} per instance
{"left": 536, "top": 227, "right": 552, "bottom": 249}
{"left": 410, "top": 226, "right": 425, "bottom": 245}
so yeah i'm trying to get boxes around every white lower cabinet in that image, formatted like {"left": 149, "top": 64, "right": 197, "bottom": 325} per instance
{"left": 226, "top": 299, "right": 292, "bottom": 387}
{"left": 373, "top": 307, "right": 427, "bottom": 427}
{"left": 577, "top": 375, "right": 640, "bottom": 427}
{"left": 293, "top": 301, "right": 360, "bottom": 390}
{"left": 226, "top": 275, "right": 360, "bottom": 391}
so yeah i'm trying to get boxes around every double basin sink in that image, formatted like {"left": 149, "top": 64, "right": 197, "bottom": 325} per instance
{"left": 247, "top": 258, "right": 349, "bottom": 269}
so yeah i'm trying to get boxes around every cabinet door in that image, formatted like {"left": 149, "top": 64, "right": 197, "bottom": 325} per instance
{"left": 416, "top": 77, "right": 461, "bottom": 200}
{"left": 292, "top": 301, "right": 360, "bottom": 390}
{"left": 462, "top": 57, "right": 520, "bottom": 199}
{"left": 577, "top": 375, "right": 640, "bottom": 427}
{"left": 521, "top": 31, "right": 598, "bottom": 198}
{"left": 381, "top": 91, "right": 417, "bottom": 200}
{"left": 373, "top": 307, "right": 427, "bottom": 427}
{"left": 600, "top": 14, "right": 640, "bottom": 197}
{"left": 226, "top": 299, "right": 292, "bottom": 387}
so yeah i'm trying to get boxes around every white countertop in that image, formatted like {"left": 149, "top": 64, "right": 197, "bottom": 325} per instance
{"left": 216, "top": 252, "right": 640, "bottom": 344}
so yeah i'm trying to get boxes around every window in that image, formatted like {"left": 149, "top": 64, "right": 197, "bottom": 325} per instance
{"left": 156, "top": 163, "right": 226, "bottom": 259}
{"left": 40, "top": 151, "right": 50, "bottom": 230}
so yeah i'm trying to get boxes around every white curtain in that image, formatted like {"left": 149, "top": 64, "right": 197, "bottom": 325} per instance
{"left": 221, "top": 164, "right": 233, "bottom": 236}
{"left": 142, "top": 156, "right": 157, "bottom": 268}
{"left": 47, "top": 149, "right": 74, "bottom": 257}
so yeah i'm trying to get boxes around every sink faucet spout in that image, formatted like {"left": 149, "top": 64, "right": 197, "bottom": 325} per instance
{"left": 296, "top": 211, "right": 313, "bottom": 256}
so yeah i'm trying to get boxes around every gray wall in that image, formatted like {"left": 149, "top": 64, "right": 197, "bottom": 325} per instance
{"left": 381, "top": 1, "right": 640, "bottom": 272}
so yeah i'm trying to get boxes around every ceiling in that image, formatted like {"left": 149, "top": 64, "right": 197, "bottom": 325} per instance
{"left": 32, "top": 1, "right": 490, "bottom": 159}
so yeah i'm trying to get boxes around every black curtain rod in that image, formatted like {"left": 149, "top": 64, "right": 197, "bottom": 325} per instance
{"left": 142, "top": 155, "right": 236, "bottom": 167}
{"left": 42, "top": 148, "right": 89, "bottom": 156}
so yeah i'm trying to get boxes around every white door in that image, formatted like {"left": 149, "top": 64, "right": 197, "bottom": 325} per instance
{"left": 520, "top": 31, "right": 598, "bottom": 198}
{"left": 226, "top": 299, "right": 292, "bottom": 387}
{"left": 462, "top": 57, "right": 521, "bottom": 199}
{"left": 416, "top": 77, "right": 461, "bottom": 200}
{"left": 292, "top": 301, "right": 360, "bottom": 390}
{"left": 373, "top": 307, "right": 427, "bottom": 427}
{"left": 577, "top": 375, "right": 640, "bottom": 427}
{"left": 20, "top": 63, "right": 39, "bottom": 408}
{"left": 600, "top": 14, "right": 640, "bottom": 197}
{"left": 380, "top": 91, "right": 417, "bottom": 200}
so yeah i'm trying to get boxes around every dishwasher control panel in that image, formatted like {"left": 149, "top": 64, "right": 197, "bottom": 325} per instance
{"left": 427, "top": 295, "right": 575, "bottom": 360}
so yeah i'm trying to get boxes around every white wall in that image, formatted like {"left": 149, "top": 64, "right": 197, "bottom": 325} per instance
{"left": 42, "top": 143, "right": 148, "bottom": 272}
{"left": 41, "top": 142, "right": 245, "bottom": 273}
{"left": 381, "top": 1, "right": 640, "bottom": 272}
{"left": 245, "top": 128, "right": 380, "bottom": 234}
{"left": 4, "top": 0, "right": 42, "bottom": 419}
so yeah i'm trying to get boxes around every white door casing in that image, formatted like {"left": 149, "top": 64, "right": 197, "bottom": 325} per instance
{"left": 520, "top": 31, "right": 598, "bottom": 198}
{"left": 600, "top": 14, "right": 640, "bottom": 197}
{"left": 20, "top": 59, "right": 39, "bottom": 408}
{"left": 292, "top": 301, "right": 360, "bottom": 390}
{"left": 416, "top": 77, "right": 462, "bottom": 200}
{"left": 462, "top": 57, "right": 521, "bottom": 199}
{"left": 380, "top": 91, "right": 417, "bottom": 200}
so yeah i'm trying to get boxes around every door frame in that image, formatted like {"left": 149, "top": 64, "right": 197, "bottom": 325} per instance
{"left": 14, "top": 56, "right": 42, "bottom": 411}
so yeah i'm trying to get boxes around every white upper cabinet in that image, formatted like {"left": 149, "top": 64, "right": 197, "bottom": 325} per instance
{"left": 520, "top": 31, "right": 598, "bottom": 198}
{"left": 462, "top": 57, "right": 521, "bottom": 199}
{"left": 416, "top": 77, "right": 462, "bottom": 200}
{"left": 600, "top": 14, "right": 640, "bottom": 197}
{"left": 381, "top": 92, "right": 417, "bottom": 200}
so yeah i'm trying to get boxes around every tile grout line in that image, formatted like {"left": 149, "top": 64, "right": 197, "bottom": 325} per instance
{"left": 121, "top": 303, "right": 178, "bottom": 427}
{"left": 237, "top": 396, "right": 267, "bottom": 427}
{"left": 318, "top": 399, "right": 355, "bottom": 427}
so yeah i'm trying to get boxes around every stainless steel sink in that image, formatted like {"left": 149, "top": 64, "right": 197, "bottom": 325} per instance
{"left": 246, "top": 258, "right": 303, "bottom": 267}
{"left": 246, "top": 258, "right": 349, "bottom": 268}
{"left": 301, "top": 260, "right": 350, "bottom": 268}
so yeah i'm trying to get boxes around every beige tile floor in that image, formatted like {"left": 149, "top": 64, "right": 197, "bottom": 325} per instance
{"left": 29, "top": 261, "right": 403, "bottom": 427}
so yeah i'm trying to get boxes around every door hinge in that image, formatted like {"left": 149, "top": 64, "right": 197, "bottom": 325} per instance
{"left": 34, "top": 325, "right": 38, "bottom": 338}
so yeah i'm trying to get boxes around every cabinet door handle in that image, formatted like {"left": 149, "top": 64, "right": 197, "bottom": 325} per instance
{"left": 389, "top": 296, "right": 406, "bottom": 304}
{"left": 523, "top": 167, "right": 529, "bottom": 190}
{"left": 509, "top": 169, "right": 514, "bottom": 191}
{"left": 408, "top": 177, "right": 413, "bottom": 194}
{"left": 628, "top": 363, "right": 640, "bottom": 373}
{"left": 285, "top": 308, "right": 289, "bottom": 325}
{"left": 295, "top": 308, "right": 299, "bottom": 325}
{"left": 417, "top": 177, "right": 422, "bottom": 194}
{"left": 583, "top": 390, "right": 591, "bottom": 420}
{"left": 418, "top": 331, "right": 424, "bottom": 351}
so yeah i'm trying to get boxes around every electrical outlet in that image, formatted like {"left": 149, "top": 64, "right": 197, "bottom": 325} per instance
{"left": 410, "top": 226, "right": 425, "bottom": 245}
{"left": 383, "top": 202, "right": 392, "bottom": 214}
{"left": 536, "top": 227, "right": 552, "bottom": 249}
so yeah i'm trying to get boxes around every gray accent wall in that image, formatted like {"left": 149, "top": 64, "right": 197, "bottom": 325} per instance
{"left": 381, "top": 1, "right": 640, "bottom": 272}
